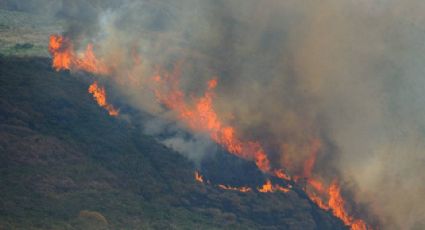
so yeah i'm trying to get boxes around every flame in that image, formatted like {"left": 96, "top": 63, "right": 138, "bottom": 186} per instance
{"left": 305, "top": 179, "right": 370, "bottom": 230}
{"left": 194, "top": 171, "right": 288, "bottom": 193}
{"left": 309, "top": 192, "right": 330, "bottom": 211}
{"left": 194, "top": 171, "right": 204, "bottom": 183}
{"left": 48, "top": 35, "right": 372, "bottom": 230}
{"left": 308, "top": 178, "right": 326, "bottom": 193}
{"left": 154, "top": 73, "right": 271, "bottom": 172}
{"left": 88, "top": 81, "right": 119, "bottom": 116}
{"left": 49, "top": 34, "right": 110, "bottom": 75}
{"left": 273, "top": 169, "right": 291, "bottom": 181}
{"left": 218, "top": 184, "right": 251, "bottom": 192}
{"left": 298, "top": 139, "right": 371, "bottom": 230}
{"left": 258, "top": 179, "right": 274, "bottom": 193}
{"left": 328, "top": 182, "right": 369, "bottom": 230}
{"left": 258, "top": 179, "right": 290, "bottom": 193}
{"left": 49, "top": 35, "right": 72, "bottom": 71}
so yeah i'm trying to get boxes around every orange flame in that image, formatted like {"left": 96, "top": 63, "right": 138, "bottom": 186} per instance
{"left": 154, "top": 73, "right": 271, "bottom": 172}
{"left": 274, "top": 184, "right": 291, "bottom": 193}
{"left": 273, "top": 169, "right": 291, "bottom": 181}
{"left": 49, "top": 35, "right": 372, "bottom": 230}
{"left": 258, "top": 179, "right": 274, "bottom": 193}
{"left": 194, "top": 171, "right": 204, "bottom": 183}
{"left": 299, "top": 140, "right": 371, "bottom": 230}
{"left": 48, "top": 34, "right": 110, "bottom": 75}
{"left": 308, "top": 178, "right": 326, "bottom": 193}
{"left": 305, "top": 179, "right": 370, "bottom": 230}
{"left": 328, "top": 182, "right": 369, "bottom": 230}
{"left": 49, "top": 35, "right": 72, "bottom": 71}
{"left": 88, "top": 81, "right": 119, "bottom": 116}
{"left": 258, "top": 179, "right": 290, "bottom": 193}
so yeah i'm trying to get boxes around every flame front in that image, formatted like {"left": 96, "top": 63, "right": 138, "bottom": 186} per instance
{"left": 48, "top": 34, "right": 110, "bottom": 75}
{"left": 88, "top": 81, "right": 119, "bottom": 116}
{"left": 49, "top": 34, "right": 372, "bottom": 230}
{"left": 304, "top": 178, "right": 369, "bottom": 230}
{"left": 154, "top": 74, "right": 271, "bottom": 173}
{"left": 195, "top": 171, "right": 289, "bottom": 194}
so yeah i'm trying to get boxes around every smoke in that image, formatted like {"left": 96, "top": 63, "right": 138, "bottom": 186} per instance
{"left": 36, "top": 0, "right": 425, "bottom": 229}
{"left": 143, "top": 117, "right": 217, "bottom": 164}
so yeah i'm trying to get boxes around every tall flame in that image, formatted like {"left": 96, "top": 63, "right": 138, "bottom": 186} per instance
{"left": 154, "top": 73, "right": 271, "bottom": 172}
{"left": 49, "top": 35, "right": 72, "bottom": 71}
{"left": 48, "top": 34, "right": 110, "bottom": 75}
{"left": 328, "top": 182, "right": 369, "bottom": 230}
{"left": 304, "top": 178, "right": 369, "bottom": 229}
{"left": 88, "top": 81, "right": 119, "bottom": 116}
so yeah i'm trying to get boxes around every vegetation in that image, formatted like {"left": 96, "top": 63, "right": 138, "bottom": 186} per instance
{"left": 0, "top": 8, "right": 64, "bottom": 57}
{"left": 0, "top": 6, "right": 347, "bottom": 230}
{"left": 0, "top": 56, "right": 347, "bottom": 230}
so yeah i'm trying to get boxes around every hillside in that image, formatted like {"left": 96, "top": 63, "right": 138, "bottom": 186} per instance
{"left": 0, "top": 56, "right": 348, "bottom": 230}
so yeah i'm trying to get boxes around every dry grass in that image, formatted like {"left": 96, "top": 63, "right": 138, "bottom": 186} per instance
{"left": 0, "top": 9, "right": 64, "bottom": 56}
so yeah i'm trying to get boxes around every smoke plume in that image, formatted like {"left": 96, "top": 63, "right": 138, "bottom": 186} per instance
{"left": 29, "top": 0, "right": 425, "bottom": 229}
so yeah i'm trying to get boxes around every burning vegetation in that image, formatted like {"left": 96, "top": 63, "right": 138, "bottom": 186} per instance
{"left": 48, "top": 33, "right": 373, "bottom": 230}
{"left": 88, "top": 81, "right": 119, "bottom": 116}
{"left": 48, "top": 35, "right": 110, "bottom": 75}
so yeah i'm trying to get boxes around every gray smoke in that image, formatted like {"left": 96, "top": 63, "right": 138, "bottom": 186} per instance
{"left": 18, "top": 0, "right": 425, "bottom": 229}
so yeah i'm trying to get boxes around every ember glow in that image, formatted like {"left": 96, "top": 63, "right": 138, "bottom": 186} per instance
{"left": 195, "top": 171, "right": 288, "bottom": 194}
{"left": 273, "top": 169, "right": 291, "bottom": 181}
{"left": 88, "top": 81, "right": 119, "bottom": 116}
{"left": 218, "top": 184, "right": 252, "bottom": 193}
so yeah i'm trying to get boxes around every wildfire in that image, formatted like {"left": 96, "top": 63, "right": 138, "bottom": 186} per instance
{"left": 194, "top": 171, "right": 289, "bottom": 193}
{"left": 154, "top": 73, "right": 271, "bottom": 172}
{"left": 48, "top": 34, "right": 373, "bottom": 230}
{"left": 194, "top": 171, "right": 204, "bottom": 183}
{"left": 293, "top": 139, "right": 372, "bottom": 230}
{"left": 304, "top": 178, "right": 370, "bottom": 229}
{"left": 48, "top": 34, "right": 110, "bottom": 75}
{"left": 258, "top": 179, "right": 273, "bottom": 193}
{"left": 48, "top": 35, "right": 72, "bottom": 71}
{"left": 273, "top": 169, "right": 291, "bottom": 181}
{"left": 258, "top": 179, "right": 290, "bottom": 193}
{"left": 328, "top": 182, "right": 369, "bottom": 230}
{"left": 88, "top": 81, "right": 119, "bottom": 116}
